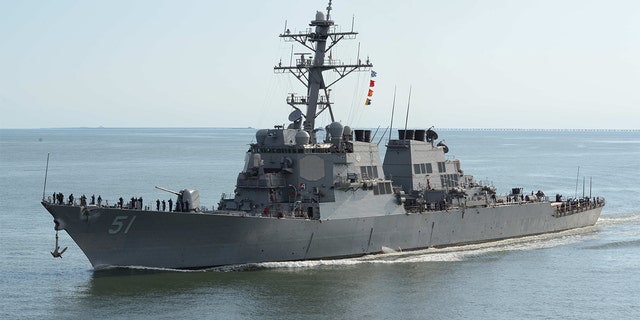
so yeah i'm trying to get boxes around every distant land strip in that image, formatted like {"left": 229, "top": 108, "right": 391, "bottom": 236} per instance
{"left": 437, "top": 128, "right": 639, "bottom": 132}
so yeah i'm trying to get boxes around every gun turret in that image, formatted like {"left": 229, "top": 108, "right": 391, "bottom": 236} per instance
{"left": 155, "top": 186, "right": 181, "bottom": 196}
{"left": 155, "top": 186, "right": 201, "bottom": 213}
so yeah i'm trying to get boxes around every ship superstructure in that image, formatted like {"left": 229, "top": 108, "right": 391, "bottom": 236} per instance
{"left": 217, "top": 3, "right": 395, "bottom": 221}
{"left": 41, "top": 1, "right": 604, "bottom": 269}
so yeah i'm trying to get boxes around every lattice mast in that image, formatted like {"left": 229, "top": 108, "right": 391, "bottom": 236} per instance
{"left": 274, "top": 1, "right": 372, "bottom": 143}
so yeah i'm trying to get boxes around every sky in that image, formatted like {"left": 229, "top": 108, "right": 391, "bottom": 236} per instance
{"left": 1, "top": 0, "right": 639, "bottom": 129}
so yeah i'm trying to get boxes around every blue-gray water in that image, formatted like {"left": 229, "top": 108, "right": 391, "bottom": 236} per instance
{"left": 1, "top": 128, "right": 639, "bottom": 319}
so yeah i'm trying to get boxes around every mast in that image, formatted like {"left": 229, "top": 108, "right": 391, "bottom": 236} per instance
{"left": 274, "top": 0, "right": 372, "bottom": 143}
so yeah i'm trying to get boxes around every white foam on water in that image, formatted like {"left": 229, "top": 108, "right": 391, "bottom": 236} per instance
{"left": 597, "top": 213, "right": 640, "bottom": 227}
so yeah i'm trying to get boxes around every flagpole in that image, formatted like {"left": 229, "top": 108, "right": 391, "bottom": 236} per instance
{"left": 42, "top": 153, "right": 50, "bottom": 202}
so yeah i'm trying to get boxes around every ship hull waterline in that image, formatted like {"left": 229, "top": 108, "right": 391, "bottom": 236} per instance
{"left": 42, "top": 202, "right": 602, "bottom": 269}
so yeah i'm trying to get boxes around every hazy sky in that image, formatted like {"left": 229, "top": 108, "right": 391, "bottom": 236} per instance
{"left": 1, "top": 0, "right": 639, "bottom": 129}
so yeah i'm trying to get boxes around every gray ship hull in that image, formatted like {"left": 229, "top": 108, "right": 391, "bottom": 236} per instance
{"left": 42, "top": 201, "right": 602, "bottom": 269}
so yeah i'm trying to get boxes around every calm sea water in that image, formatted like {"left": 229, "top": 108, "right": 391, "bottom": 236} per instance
{"left": 1, "top": 128, "right": 639, "bottom": 319}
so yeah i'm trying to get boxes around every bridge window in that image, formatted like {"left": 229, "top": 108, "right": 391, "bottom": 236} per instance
{"left": 372, "top": 181, "right": 392, "bottom": 195}
{"left": 425, "top": 163, "right": 433, "bottom": 173}
{"left": 440, "top": 174, "right": 459, "bottom": 188}
{"left": 415, "top": 163, "right": 434, "bottom": 174}
{"left": 360, "top": 166, "right": 379, "bottom": 179}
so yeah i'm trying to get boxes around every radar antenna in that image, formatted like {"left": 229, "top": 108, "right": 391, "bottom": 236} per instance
{"left": 275, "top": 1, "right": 372, "bottom": 143}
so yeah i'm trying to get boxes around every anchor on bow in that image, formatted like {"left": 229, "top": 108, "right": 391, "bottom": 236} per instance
{"left": 50, "top": 231, "right": 68, "bottom": 258}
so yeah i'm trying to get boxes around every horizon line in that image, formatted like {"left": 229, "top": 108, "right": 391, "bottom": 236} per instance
{"left": 1, "top": 126, "right": 638, "bottom": 132}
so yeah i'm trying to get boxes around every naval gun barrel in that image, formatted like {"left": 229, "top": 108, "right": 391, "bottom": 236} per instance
{"left": 155, "top": 186, "right": 181, "bottom": 196}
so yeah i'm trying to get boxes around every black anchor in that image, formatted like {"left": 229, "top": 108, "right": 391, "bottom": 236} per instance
{"left": 50, "top": 231, "right": 68, "bottom": 258}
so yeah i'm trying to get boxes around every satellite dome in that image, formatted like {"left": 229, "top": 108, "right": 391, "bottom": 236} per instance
{"left": 256, "top": 129, "right": 268, "bottom": 145}
{"left": 328, "top": 121, "right": 343, "bottom": 137}
{"left": 342, "top": 126, "right": 353, "bottom": 136}
{"left": 295, "top": 130, "right": 310, "bottom": 145}
{"left": 328, "top": 122, "right": 344, "bottom": 145}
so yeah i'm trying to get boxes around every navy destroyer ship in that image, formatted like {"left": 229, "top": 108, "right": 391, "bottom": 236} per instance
{"left": 42, "top": 2, "right": 604, "bottom": 269}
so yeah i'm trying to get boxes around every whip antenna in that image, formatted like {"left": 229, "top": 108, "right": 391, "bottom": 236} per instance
{"left": 403, "top": 86, "right": 412, "bottom": 139}
{"left": 387, "top": 86, "right": 397, "bottom": 144}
